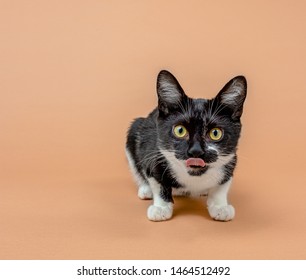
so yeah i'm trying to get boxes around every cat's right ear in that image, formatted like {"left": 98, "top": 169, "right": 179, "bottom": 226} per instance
{"left": 157, "top": 70, "right": 187, "bottom": 115}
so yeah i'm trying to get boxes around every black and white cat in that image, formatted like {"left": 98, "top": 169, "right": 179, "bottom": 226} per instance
{"left": 126, "top": 70, "right": 247, "bottom": 222}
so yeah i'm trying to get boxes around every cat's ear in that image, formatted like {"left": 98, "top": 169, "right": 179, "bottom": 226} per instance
{"left": 156, "top": 70, "right": 187, "bottom": 115}
{"left": 216, "top": 76, "right": 247, "bottom": 120}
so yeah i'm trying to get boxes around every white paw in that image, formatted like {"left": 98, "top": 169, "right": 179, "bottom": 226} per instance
{"left": 147, "top": 204, "right": 173, "bottom": 221}
{"left": 138, "top": 185, "right": 153, "bottom": 200}
{"left": 208, "top": 205, "right": 235, "bottom": 221}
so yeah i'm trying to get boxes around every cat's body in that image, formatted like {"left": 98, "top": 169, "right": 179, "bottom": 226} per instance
{"left": 126, "top": 70, "right": 247, "bottom": 221}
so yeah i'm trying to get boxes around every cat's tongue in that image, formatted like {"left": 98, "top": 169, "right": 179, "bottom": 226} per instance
{"left": 186, "top": 158, "right": 206, "bottom": 168}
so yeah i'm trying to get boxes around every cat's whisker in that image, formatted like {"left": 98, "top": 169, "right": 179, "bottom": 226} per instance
{"left": 161, "top": 165, "right": 171, "bottom": 181}
{"left": 236, "top": 154, "right": 251, "bottom": 163}
{"left": 207, "top": 102, "right": 227, "bottom": 125}
{"left": 147, "top": 157, "right": 167, "bottom": 176}
{"left": 136, "top": 153, "right": 162, "bottom": 166}
{"left": 175, "top": 98, "right": 190, "bottom": 122}
{"left": 188, "top": 98, "right": 193, "bottom": 117}
{"left": 141, "top": 154, "right": 165, "bottom": 167}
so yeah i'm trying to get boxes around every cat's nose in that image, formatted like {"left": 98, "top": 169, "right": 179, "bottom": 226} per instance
{"left": 187, "top": 142, "right": 204, "bottom": 158}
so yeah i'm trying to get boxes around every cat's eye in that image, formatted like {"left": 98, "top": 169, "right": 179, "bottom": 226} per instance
{"left": 173, "top": 125, "right": 188, "bottom": 138}
{"left": 209, "top": 128, "right": 223, "bottom": 141}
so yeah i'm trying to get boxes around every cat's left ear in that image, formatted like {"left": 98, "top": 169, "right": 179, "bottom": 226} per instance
{"left": 156, "top": 70, "right": 188, "bottom": 115}
{"left": 216, "top": 76, "right": 247, "bottom": 120}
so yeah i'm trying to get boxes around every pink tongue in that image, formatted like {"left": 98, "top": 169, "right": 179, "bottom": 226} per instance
{"left": 186, "top": 158, "right": 206, "bottom": 167}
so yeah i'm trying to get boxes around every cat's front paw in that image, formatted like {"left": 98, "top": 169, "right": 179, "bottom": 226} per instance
{"left": 138, "top": 185, "right": 153, "bottom": 200}
{"left": 208, "top": 205, "right": 235, "bottom": 221}
{"left": 147, "top": 204, "right": 173, "bottom": 221}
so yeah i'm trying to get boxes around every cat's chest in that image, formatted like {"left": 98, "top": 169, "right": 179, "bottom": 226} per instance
{"left": 160, "top": 150, "right": 223, "bottom": 195}
{"left": 172, "top": 164, "right": 223, "bottom": 195}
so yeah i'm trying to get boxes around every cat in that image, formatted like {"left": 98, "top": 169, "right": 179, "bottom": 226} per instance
{"left": 126, "top": 70, "right": 247, "bottom": 222}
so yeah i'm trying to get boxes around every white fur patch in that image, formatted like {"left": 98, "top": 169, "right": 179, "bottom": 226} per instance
{"left": 208, "top": 205, "right": 235, "bottom": 221}
{"left": 207, "top": 144, "right": 218, "bottom": 152}
{"left": 138, "top": 185, "right": 153, "bottom": 200}
{"left": 147, "top": 204, "right": 173, "bottom": 221}
{"left": 160, "top": 149, "right": 235, "bottom": 196}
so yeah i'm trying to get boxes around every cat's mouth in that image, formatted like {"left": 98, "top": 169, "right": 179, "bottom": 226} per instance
{"left": 186, "top": 158, "right": 206, "bottom": 168}
{"left": 185, "top": 158, "right": 208, "bottom": 175}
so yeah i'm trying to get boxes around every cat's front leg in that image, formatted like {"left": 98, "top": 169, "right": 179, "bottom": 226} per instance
{"left": 207, "top": 178, "right": 235, "bottom": 221}
{"left": 147, "top": 178, "right": 173, "bottom": 222}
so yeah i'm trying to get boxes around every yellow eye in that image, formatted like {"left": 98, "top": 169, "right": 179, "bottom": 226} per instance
{"left": 173, "top": 125, "right": 188, "bottom": 138}
{"left": 209, "top": 128, "right": 223, "bottom": 141}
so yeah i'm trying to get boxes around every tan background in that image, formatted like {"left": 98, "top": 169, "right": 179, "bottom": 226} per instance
{"left": 1, "top": 0, "right": 306, "bottom": 259}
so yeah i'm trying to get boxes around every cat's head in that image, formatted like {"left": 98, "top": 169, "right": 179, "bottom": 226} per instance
{"left": 156, "top": 70, "right": 247, "bottom": 176}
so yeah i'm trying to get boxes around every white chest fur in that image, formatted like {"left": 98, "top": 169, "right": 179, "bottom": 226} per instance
{"left": 160, "top": 150, "right": 234, "bottom": 196}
